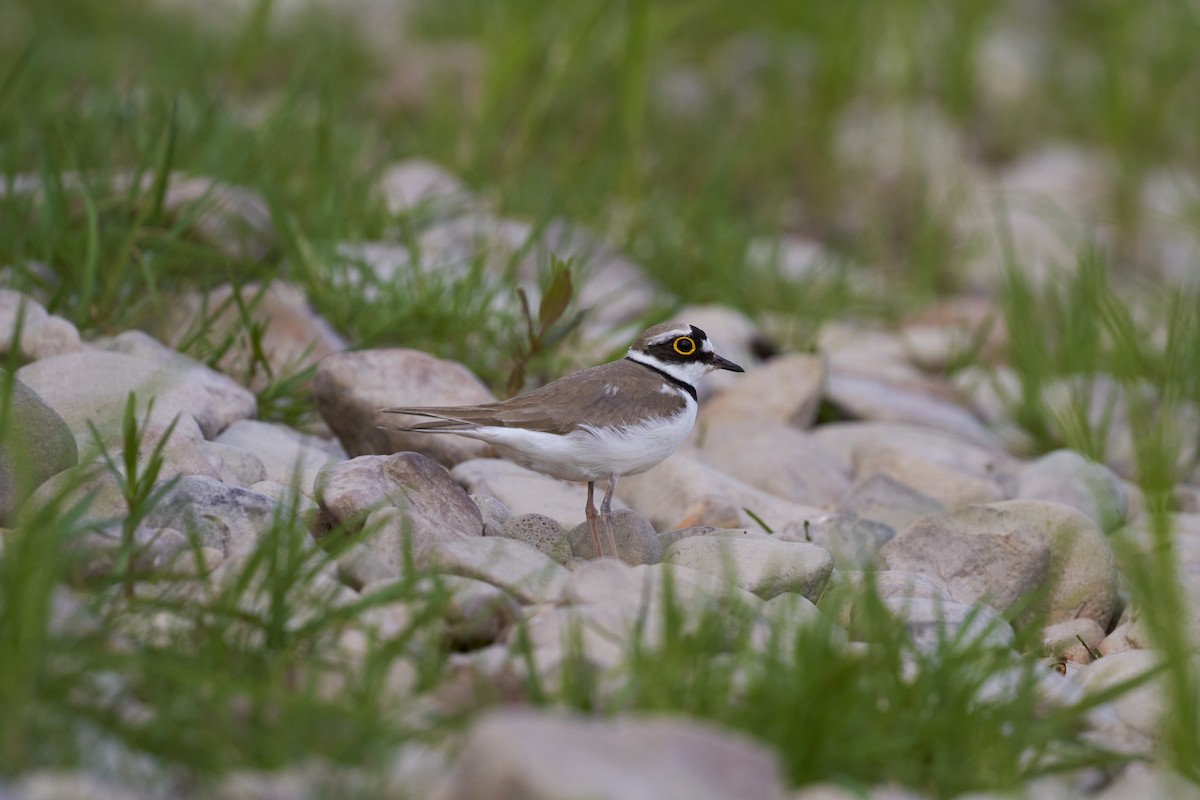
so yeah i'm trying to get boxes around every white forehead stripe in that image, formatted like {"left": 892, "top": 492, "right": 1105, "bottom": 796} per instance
{"left": 649, "top": 327, "right": 696, "bottom": 345}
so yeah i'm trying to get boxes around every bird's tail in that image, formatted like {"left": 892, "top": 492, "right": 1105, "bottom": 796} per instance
{"left": 376, "top": 407, "right": 478, "bottom": 433}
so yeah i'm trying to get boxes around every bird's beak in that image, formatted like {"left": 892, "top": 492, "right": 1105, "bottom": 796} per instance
{"left": 709, "top": 353, "right": 745, "bottom": 373}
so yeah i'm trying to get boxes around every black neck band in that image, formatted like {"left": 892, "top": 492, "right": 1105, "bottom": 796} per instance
{"left": 625, "top": 357, "right": 698, "bottom": 402}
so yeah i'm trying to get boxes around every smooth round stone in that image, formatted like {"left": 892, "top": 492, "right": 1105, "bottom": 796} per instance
{"left": 568, "top": 509, "right": 662, "bottom": 565}
{"left": 838, "top": 473, "right": 944, "bottom": 533}
{"left": 315, "top": 452, "right": 483, "bottom": 538}
{"left": 858, "top": 597, "right": 1016, "bottom": 652}
{"left": 663, "top": 536, "right": 833, "bottom": 601}
{"left": 471, "top": 492, "right": 513, "bottom": 537}
{"left": 782, "top": 512, "right": 895, "bottom": 569}
{"left": 882, "top": 503, "right": 1052, "bottom": 617}
{"left": 17, "top": 349, "right": 255, "bottom": 442}
{"left": 215, "top": 419, "right": 344, "bottom": 495}
{"left": 142, "top": 475, "right": 282, "bottom": 558}
{"left": 314, "top": 349, "right": 493, "bottom": 464}
{"left": 1015, "top": 449, "right": 1128, "bottom": 533}
{"left": 437, "top": 709, "right": 788, "bottom": 800}
{"left": 501, "top": 513, "right": 572, "bottom": 564}
{"left": 0, "top": 374, "right": 77, "bottom": 525}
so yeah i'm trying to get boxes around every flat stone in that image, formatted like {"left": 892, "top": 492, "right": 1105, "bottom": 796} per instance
{"left": 698, "top": 422, "right": 850, "bottom": 508}
{"left": 416, "top": 536, "right": 571, "bottom": 604}
{"left": 67, "top": 525, "right": 189, "bottom": 580}
{"left": 568, "top": 509, "right": 662, "bottom": 564}
{"left": 782, "top": 512, "right": 895, "bottom": 569}
{"left": 1, "top": 374, "right": 77, "bottom": 525}
{"left": 1077, "top": 650, "right": 1172, "bottom": 744}
{"left": 1015, "top": 449, "right": 1128, "bottom": 533}
{"left": 335, "top": 540, "right": 398, "bottom": 589}
{"left": 810, "top": 421, "right": 1014, "bottom": 479}
{"left": 17, "top": 349, "right": 255, "bottom": 444}
{"left": 247, "top": 480, "right": 323, "bottom": 535}
{"left": 198, "top": 440, "right": 267, "bottom": 487}
{"left": 501, "top": 513, "right": 572, "bottom": 564}
{"left": 452, "top": 458, "right": 626, "bottom": 528}
{"left": 698, "top": 353, "right": 824, "bottom": 429}
{"left": 656, "top": 525, "right": 774, "bottom": 551}
{"left": 825, "top": 368, "right": 1003, "bottom": 448}
{"left": 315, "top": 453, "right": 482, "bottom": 542}
{"left": 518, "top": 604, "right": 641, "bottom": 684}
{"left": 838, "top": 474, "right": 944, "bottom": 533}
{"left": 852, "top": 443, "right": 1005, "bottom": 510}
{"left": 7, "top": 772, "right": 143, "bottom": 800}
{"left": 561, "top": 559, "right": 763, "bottom": 618}
{"left": 344, "top": 504, "right": 472, "bottom": 579}
{"left": 216, "top": 419, "right": 344, "bottom": 495}
{"left": 884, "top": 500, "right": 1118, "bottom": 630}
{"left": 857, "top": 597, "right": 1016, "bottom": 652}
{"left": 142, "top": 475, "right": 282, "bottom": 557}
{"left": 618, "top": 449, "right": 824, "bottom": 532}
{"left": 663, "top": 537, "right": 833, "bottom": 601}
{"left": 882, "top": 502, "right": 1051, "bottom": 615}
{"left": 436, "top": 709, "right": 788, "bottom": 800}
{"left": 365, "top": 574, "right": 521, "bottom": 648}
{"left": 315, "top": 349, "right": 494, "bottom": 464}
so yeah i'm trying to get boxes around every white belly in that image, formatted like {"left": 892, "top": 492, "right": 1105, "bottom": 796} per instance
{"left": 476, "top": 398, "right": 697, "bottom": 482}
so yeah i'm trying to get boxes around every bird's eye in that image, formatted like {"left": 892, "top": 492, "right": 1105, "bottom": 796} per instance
{"left": 672, "top": 336, "right": 697, "bottom": 356}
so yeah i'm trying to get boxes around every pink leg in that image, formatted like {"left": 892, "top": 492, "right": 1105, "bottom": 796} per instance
{"left": 600, "top": 476, "right": 619, "bottom": 557}
{"left": 585, "top": 480, "right": 603, "bottom": 558}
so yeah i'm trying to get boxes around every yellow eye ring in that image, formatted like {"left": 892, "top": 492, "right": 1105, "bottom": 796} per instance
{"left": 672, "top": 336, "right": 697, "bottom": 356}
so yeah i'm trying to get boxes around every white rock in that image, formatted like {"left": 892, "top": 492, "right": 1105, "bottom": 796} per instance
{"left": 810, "top": 420, "right": 1015, "bottom": 479}
{"left": 18, "top": 347, "right": 255, "bottom": 443}
{"left": 1015, "top": 449, "right": 1128, "bottom": 533}
{"left": 852, "top": 443, "right": 1005, "bottom": 510}
{"left": 698, "top": 354, "right": 825, "bottom": 430}
{"left": 314, "top": 348, "right": 494, "bottom": 464}
{"left": 417, "top": 536, "right": 571, "bottom": 604}
{"left": 618, "top": 448, "right": 824, "bottom": 532}
{"left": 315, "top": 453, "right": 483, "bottom": 539}
{"left": 1077, "top": 650, "right": 1174, "bottom": 743}
{"left": 198, "top": 440, "right": 267, "bottom": 487}
{"left": 452, "top": 458, "right": 626, "bottom": 529}
{"left": 663, "top": 537, "right": 833, "bottom": 601}
{"left": 376, "top": 158, "right": 478, "bottom": 217}
{"left": 22, "top": 315, "right": 84, "bottom": 359}
{"left": 825, "top": 368, "right": 1002, "bottom": 448}
{"left": 435, "top": 709, "right": 789, "bottom": 800}
{"left": 216, "top": 419, "right": 343, "bottom": 494}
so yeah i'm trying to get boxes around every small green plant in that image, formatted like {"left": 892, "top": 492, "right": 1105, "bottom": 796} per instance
{"left": 86, "top": 392, "right": 181, "bottom": 598}
{"left": 506, "top": 255, "right": 580, "bottom": 396}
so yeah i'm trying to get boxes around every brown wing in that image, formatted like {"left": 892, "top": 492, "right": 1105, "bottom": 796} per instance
{"left": 379, "top": 360, "right": 686, "bottom": 435}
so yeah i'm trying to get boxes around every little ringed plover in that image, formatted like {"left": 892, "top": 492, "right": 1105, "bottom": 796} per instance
{"left": 379, "top": 322, "right": 744, "bottom": 556}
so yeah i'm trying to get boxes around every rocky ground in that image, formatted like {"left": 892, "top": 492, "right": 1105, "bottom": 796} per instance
{"left": 2, "top": 155, "right": 1199, "bottom": 799}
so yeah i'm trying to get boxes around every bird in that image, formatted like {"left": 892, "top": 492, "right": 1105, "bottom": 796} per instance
{"left": 377, "top": 322, "right": 745, "bottom": 557}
